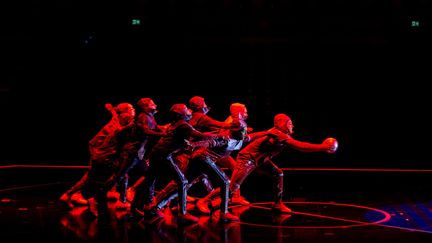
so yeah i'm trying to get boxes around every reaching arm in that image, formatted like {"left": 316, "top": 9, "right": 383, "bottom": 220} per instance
{"left": 245, "top": 130, "right": 270, "bottom": 143}
{"left": 188, "top": 127, "right": 219, "bottom": 140}
{"left": 137, "top": 114, "right": 166, "bottom": 137}
{"left": 269, "top": 128, "right": 332, "bottom": 152}
{"left": 283, "top": 137, "right": 328, "bottom": 152}
{"left": 186, "top": 138, "right": 227, "bottom": 149}
{"left": 199, "top": 115, "right": 231, "bottom": 130}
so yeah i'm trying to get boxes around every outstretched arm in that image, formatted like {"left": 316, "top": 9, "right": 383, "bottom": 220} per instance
{"left": 270, "top": 128, "right": 335, "bottom": 153}
{"left": 245, "top": 130, "right": 270, "bottom": 143}
{"left": 200, "top": 115, "right": 231, "bottom": 130}
{"left": 188, "top": 127, "right": 219, "bottom": 140}
{"left": 186, "top": 137, "right": 227, "bottom": 149}
{"left": 284, "top": 137, "right": 328, "bottom": 152}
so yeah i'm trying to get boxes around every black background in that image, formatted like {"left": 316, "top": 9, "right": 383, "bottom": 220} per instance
{"left": 1, "top": 0, "right": 431, "bottom": 168}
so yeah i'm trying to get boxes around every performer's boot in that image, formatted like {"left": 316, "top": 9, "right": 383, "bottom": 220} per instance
{"left": 71, "top": 192, "right": 89, "bottom": 205}
{"left": 107, "top": 187, "right": 120, "bottom": 201}
{"left": 131, "top": 180, "right": 155, "bottom": 218}
{"left": 177, "top": 176, "right": 198, "bottom": 225}
{"left": 230, "top": 189, "right": 250, "bottom": 206}
{"left": 127, "top": 176, "right": 144, "bottom": 202}
{"left": 218, "top": 211, "right": 240, "bottom": 223}
{"left": 59, "top": 193, "right": 70, "bottom": 203}
{"left": 196, "top": 188, "right": 221, "bottom": 214}
{"left": 219, "top": 180, "right": 239, "bottom": 223}
{"left": 271, "top": 175, "right": 291, "bottom": 214}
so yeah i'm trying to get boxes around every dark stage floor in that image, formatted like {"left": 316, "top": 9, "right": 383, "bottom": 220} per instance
{"left": 1, "top": 166, "right": 432, "bottom": 242}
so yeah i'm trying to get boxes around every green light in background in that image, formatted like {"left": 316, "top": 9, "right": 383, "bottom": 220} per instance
{"left": 132, "top": 19, "right": 141, "bottom": 26}
{"left": 411, "top": 20, "right": 420, "bottom": 27}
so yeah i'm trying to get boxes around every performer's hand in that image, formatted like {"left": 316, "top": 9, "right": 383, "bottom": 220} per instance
{"left": 323, "top": 137, "right": 338, "bottom": 153}
{"left": 105, "top": 103, "right": 119, "bottom": 122}
{"left": 105, "top": 103, "right": 113, "bottom": 111}
{"left": 247, "top": 127, "right": 254, "bottom": 133}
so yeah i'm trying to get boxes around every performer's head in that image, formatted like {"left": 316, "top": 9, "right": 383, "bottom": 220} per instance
{"left": 189, "top": 96, "right": 210, "bottom": 114}
{"left": 229, "top": 117, "right": 248, "bottom": 140}
{"left": 115, "top": 103, "right": 135, "bottom": 126}
{"left": 169, "top": 104, "right": 192, "bottom": 122}
{"left": 230, "top": 103, "right": 248, "bottom": 120}
{"left": 137, "top": 98, "right": 158, "bottom": 115}
{"left": 274, "top": 113, "right": 293, "bottom": 135}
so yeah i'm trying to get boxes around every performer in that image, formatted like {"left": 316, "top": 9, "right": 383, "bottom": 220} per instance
{"left": 114, "top": 98, "right": 167, "bottom": 209}
{"left": 148, "top": 102, "right": 265, "bottom": 222}
{"left": 148, "top": 100, "right": 251, "bottom": 216}
{"left": 81, "top": 103, "right": 137, "bottom": 216}
{"left": 220, "top": 103, "right": 252, "bottom": 206}
{"left": 189, "top": 96, "right": 231, "bottom": 133}
{"left": 59, "top": 103, "right": 123, "bottom": 207}
{"left": 189, "top": 117, "right": 270, "bottom": 222}
{"left": 131, "top": 104, "right": 220, "bottom": 224}
{"left": 150, "top": 96, "right": 228, "bottom": 204}
{"left": 201, "top": 113, "right": 338, "bottom": 214}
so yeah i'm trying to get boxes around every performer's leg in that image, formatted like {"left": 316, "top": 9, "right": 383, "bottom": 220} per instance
{"left": 229, "top": 157, "right": 256, "bottom": 199}
{"left": 166, "top": 154, "right": 198, "bottom": 224}
{"left": 131, "top": 169, "right": 156, "bottom": 217}
{"left": 260, "top": 159, "right": 291, "bottom": 214}
{"left": 60, "top": 172, "right": 89, "bottom": 206}
{"left": 196, "top": 156, "right": 255, "bottom": 214}
{"left": 201, "top": 156, "right": 239, "bottom": 222}
{"left": 218, "top": 156, "right": 249, "bottom": 205}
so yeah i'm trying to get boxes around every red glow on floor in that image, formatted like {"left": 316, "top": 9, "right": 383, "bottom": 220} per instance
{"left": 241, "top": 201, "right": 391, "bottom": 229}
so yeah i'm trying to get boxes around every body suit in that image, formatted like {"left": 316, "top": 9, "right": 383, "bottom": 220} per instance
{"left": 203, "top": 113, "right": 336, "bottom": 213}
{"left": 60, "top": 103, "right": 128, "bottom": 206}
{"left": 115, "top": 98, "right": 165, "bottom": 205}
{"left": 189, "top": 118, "right": 269, "bottom": 221}
{"left": 132, "top": 104, "right": 217, "bottom": 223}
{"left": 81, "top": 104, "right": 137, "bottom": 215}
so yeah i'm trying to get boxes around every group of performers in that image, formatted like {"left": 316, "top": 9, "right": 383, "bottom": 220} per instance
{"left": 60, "top": 96, "right": 338, "bottom": 224}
